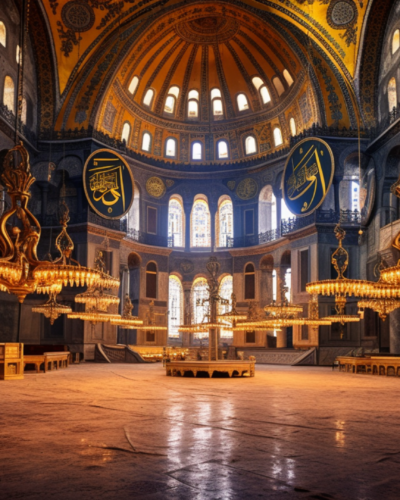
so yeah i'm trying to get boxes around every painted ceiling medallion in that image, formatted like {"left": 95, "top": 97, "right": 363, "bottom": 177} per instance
{"left": 236, "top": 178, "right": 258, "bottom": 200}
{"left": 61, "top": 0, "right": 95, "bottom": 33}
{"left": 146, "top": 177, "right": 166, "bottom": 198}
{"left": 327, "top": 0, "right": 358, "bottom": 29}
{"left": 175, "top": 15, "right": 240, "bottom": 44}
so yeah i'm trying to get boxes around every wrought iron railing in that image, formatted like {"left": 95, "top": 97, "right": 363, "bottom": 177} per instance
{"left": 0, "top": 102, "right": 37, "bottom": 145}
{"left": 126, "top": 228, "right": 168, "bottom": 247}
{"left": 281, "top": 209, "right": 361, "bottom": 236}
{"left": 370, "top": 105, "right": 400, "bottom": 140}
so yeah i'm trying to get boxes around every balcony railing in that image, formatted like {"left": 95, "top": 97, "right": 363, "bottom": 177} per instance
{"left": 281, "top": 209, "right": 361, "bottom": 236}
{"left": 38, "top": 210, "right": 125, "bottom": 231}
{"left": 126, "top": 228, "right": 168, "bottom": 247}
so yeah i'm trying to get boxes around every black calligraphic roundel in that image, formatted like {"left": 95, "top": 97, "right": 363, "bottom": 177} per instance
{"left": 282, "top": 138, "right": 334, "bottom": 217}
{"left": 83, "top": 149, "right": 134, "bottom": 220}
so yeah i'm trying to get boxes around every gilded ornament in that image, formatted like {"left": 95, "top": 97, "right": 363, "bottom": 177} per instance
{"left": 236, "top": 178, "right": 258, "bottom": 200}
{"left": 146, "top": 177, "right": 166, "bottom": 198}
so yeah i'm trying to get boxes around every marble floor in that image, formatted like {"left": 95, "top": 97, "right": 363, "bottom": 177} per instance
{"left": 1, "top": 363, "right": 400, "bottom": 500}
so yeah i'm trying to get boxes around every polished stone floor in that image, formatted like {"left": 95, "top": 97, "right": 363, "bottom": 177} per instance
{"left": 1, "top": 363, "right": 400, "bottom": 499}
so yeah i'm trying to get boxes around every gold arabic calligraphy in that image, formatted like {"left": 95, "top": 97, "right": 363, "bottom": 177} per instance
{"left": 287, "top": 145, "right": 326, "bottom": 212}
{"left": 89, "top": 159, "right": 126, "bottom": 211}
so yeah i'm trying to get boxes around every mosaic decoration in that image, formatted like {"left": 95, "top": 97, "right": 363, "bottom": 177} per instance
{"left": 283, "top": 138, "right": 334, "bottom": 217}
{"left": 298, "top": 91, "right": 312, "bottom": 125}
{"left": 61, "top": 1, "right": 95, "bottom": 33}
{"left": 165, "top": 179, "right": 175, "bottom": 188}
{"left": 153, "top": 128, "right": 163, "bottom": 156}
{"left": 227, "top": 181, "right": 236, "bottom": 191}
{"left": 178, "top": 259, "right": 194, "bottom": 274}
{"left": 132, "top": 118, "right": 142, "bottom": 150}
{"left": 175, "top": 16, "right": 240, "bottom": 44}
{"left": 83, "top": 149, "right": 134, "bottom": 220}
{"left": 236, "top": 178, "right": 258, "bottom": 200}
{"left": 102, "top": 101, "right": 117, "bottom": 133}
{"left": 146, "top": 177, "right": 166, "bottom": 198}
{"left": 327, "top": 0, "right": 358, "bottom": 47}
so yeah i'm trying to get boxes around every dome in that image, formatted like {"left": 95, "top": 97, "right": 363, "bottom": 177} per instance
{"left": 97, "top": 3, "right": 317, "bottom": 166}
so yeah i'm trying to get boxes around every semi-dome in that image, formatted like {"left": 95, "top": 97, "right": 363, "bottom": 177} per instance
{"left": 96, "top": 3, "right": 318, "bottom": 165}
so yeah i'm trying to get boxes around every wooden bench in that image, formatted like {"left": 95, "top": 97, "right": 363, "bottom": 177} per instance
{"left": 24, "top": 355, "right": 46, "bottom": 373}
{"left": 370, "top": 357, "right": 400, "bottom": 376}
{"left": 336, "top": 356, "right": 372, "bottom": 374}
{"left": 43, "top": 352, "right": 70, "bottom": 372}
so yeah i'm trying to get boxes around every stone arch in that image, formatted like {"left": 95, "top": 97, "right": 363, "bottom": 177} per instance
{"left": 57, "top": 155, "right": 83, "bottom": 178}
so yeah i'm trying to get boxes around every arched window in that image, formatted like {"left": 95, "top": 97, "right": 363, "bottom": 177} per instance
{"left": 237, "top": 93, "right": 249, "bottom": 111}
{"left": 244, "top": 263, "right": 255, "bottom": 300}
{"left": 0, "top": 22, "right": 6, "bottom": 47}
{"left": 388, "top": 77, "right": 397, "bottom": 111}
{"left": 252, "top": 76, "right": 271, "bottom": 104}
{"left": 168, "top": 197, "right": 184, "bottom": 247}
{"left": 128, "top": 76, "right": 139, "bottom": 95}
{"left": 191, "top": 198, "right": 211, "bottom": 247}
{"left": 3, "top": 76, "right": 14, "bottom": 113}
{"left": 192, "top": 141, "right": 202, "bottom": 160}
{"left": 259, "top": 185, "right": 276, "bottom": 233}
{"left": 283, "top": 69, "right": 294, "bottom": 87}
{"left": 146, "top": 262, "right": 157, "bottom": 298}
{"left": 21, "top": 97, "right": 27, "bottom": 124}
{"left": 142, "top": 132, "right": 151, "bottom": 152}
{"left": 188, "top": 89, "right": 199, "bottom": 118}
{"left": 164, "top": 95, "right": 175, "bottom": 114}
{"left": 168, "top": 275, "right": 183, "bottom": 338}
{"left": 245, "top": 135, "right": 257, "bottom": 155}
{"left": 121, "top": 122, "right": 131, "bottom": 143}
{"left": 16, "top": 45, "right": 21, "bottom": 64}
{"left": 218, "top": 199, "right": 233, "bottom": 247}
{"left": 289, "top": 117, "right": 296, "bottom": 137}
{"left": 211, "top": 88, "right": 221, "bottom": 99}
{"left": 192, "top": 277, "right": 209, "bottom": 337}
{"left": 273, "top": 127, "right": 283, "bottom": 146}
{"left": 393, "top": 30, "right": 400, "bottom": 54}
{"left": 217, "top": 140, "right": 228, "bottom": 159}
{"left": 272, "top": 269, "right": 277, "bottom": 302}
{"left": 212, "top": 98, "right": 223, "bottom": 117}
{"left": 273, "top": 76, "right": 285, "bottom": 96}
{"left": 143, "top": 88, "right": 154, "bottom": 108}
{"left": 285, "top": 268, "right": 291, "bottom": 302}
{"left": 169, "top": 86, "right": 180, "bottom": 98}
{"left": 218, "top": 275, "right": 233, "bottom": 338}
{"left": 351, "top": 181, "right": 360, "bottom": 212}
{"left": 165, "top": 138, "right": 177, "bottom": 158}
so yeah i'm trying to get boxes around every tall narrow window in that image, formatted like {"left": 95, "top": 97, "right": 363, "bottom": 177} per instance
{"left": 168, "top": 198, "right": 183, "bottom": 247}
{"left": 244, "top": 263, "right": 255, "bottom": 300}
{"left": 388, "top": 77, "right": 397, "bottom": 111}
{"left": 211, "top": 88, "right": 221, "bottom": 99}
{"left": 237, "top": 93, "right": 249, "bottom": 111}
{"left": 212, "top": 98, "right": 223, "bottom": 116}
{"left": 284, "top": 268, "right": 291, "bottom": 302}
{"left": 142, "top": 132, "right": 151, "bottom": 152}
{"left": 289, "top": 117, "right": 296, "bottom": 137}
{"left": 169, "top": 86, "right": 180, "bottom": 98}
{"left": 146, "top": 262, "right": 157, "bottom": 299}
{"left": 245, "top": 135, "right": 257, "bottom": 155}
{"left": 21, "top": 97, "right": 27, "bottom": 124}
{"left": 191, "top": 199, "right": 211, "bottom": 247}
{"left": 164, "top": 95, "right": 175, "bottom": 114}
{"left": 188, "top": 89, "right": 199, "bottom": 118}
{"left": 143, "top": 88, "right": 154, "bottom": 108}
{"left": 0, "top": 22, "right": 5, "bottom": 47}
{"left": 16, "top": 45, "right": 21, "bottom": 64}
{"left": 192, "top": 141, "right": 202, "bottom": 160}
{"left": 272, "top": 269, "right": 277, "bottom": 301}
{"left": 273, "top": 76, "right": 285, "bottom": 96}
{"left": 218, "top": 275, "right": 233, "bottom": 338}
{"left": 283, "top": 69, "right": 294, "bottom": 87}
{"left": 128, "top": 76, "right": 139, "bottom": 95}
{"left": 300, "top": 249, "right": 309, "bottom": 292}
{"left": 259, "top": 185, "right": 276, "bottom": 233}
{"left": 273, "top": 127, "right": 283, "bottom": 146}
{"left": 218, "top": 200, "right": 233, "bottom": 247}
{"left": 252, "top": 77, "right": 271, "bottom": 104}
{"left": 3, "top": 76, "right": 14, "bottom": 113}
{"left": 121, "top": 122, "right": 131, "bottom": 143}
{"left": 168, "top": 275, "right": 183, "bottom": 338}
{"left": 192, "top": 277, "right": 209, "bottom": 338}
{"left": 217, "top": 140, "right": 228, "bottom": 159}
{"left": 165, "top": 138, "right": 177, "bottom": 158}
{"left": 393, "top": 29, "right": 400, "bottom": 54}
{"left": 252, "top": 77, "right": 263, "bottom": 90}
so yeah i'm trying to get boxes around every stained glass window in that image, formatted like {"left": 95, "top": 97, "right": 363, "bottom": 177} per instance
{"left": 218, "top": 200, "right": 233, "bottom": 247}
{"left": 169, "top": 275, "right": 183, "bottom": 338}
{"left": 218, "top": 275, "right": 233, "bottom": 338}
{"left": 168, "top": 198, "right": 183, "bottom": 247}
{"left": 192, "top": 277, "right": 209, "bottom": 338}
{"left": 191, "top": 199, "right": 210, "bottom": 247}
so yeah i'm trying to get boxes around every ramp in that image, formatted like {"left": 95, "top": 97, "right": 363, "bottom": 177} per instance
{"left": 94, "top": 344, "right": 149, "bottom": 363}
{"left": 240, "top": 348, "right": 317, "bottom": 365}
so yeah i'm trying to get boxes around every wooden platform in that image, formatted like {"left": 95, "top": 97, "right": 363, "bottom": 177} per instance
{"left": 166, "top": 360, "right": 255, "bottom": 378}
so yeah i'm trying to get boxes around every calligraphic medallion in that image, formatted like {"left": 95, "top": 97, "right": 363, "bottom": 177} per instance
{"left": 236, "top": 178, "right": 258, "bottom": 200}
{"left": 146, "top": 177, "right": 166, "bottom": 198}
{"left": 83, "top": 149, "right": 134, "bottom": 220}
{"left": 282, "top": 138, "right": 334, "bottom": 217}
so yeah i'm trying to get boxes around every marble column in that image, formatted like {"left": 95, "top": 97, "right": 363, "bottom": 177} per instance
{"left": 276, "top": 267, "right": 288, "bottom": 348}
{"left": 182, "top": 281, "right": 192, "bottom": 347}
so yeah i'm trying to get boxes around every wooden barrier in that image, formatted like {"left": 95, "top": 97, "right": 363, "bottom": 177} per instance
{"left": 44, "top": 352, "right": 70, "bottom": 371}
{"left": 166, "top": 359, "right": 255, "bottom": 378}
{"left": 0, "top": 343, "right": 24, "bottom": 380}
{"left": 336, "top": 355, "right": 400, "bottom": 376}
{"left": 24, "top": 355, "right": 46, "bottom": 373}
